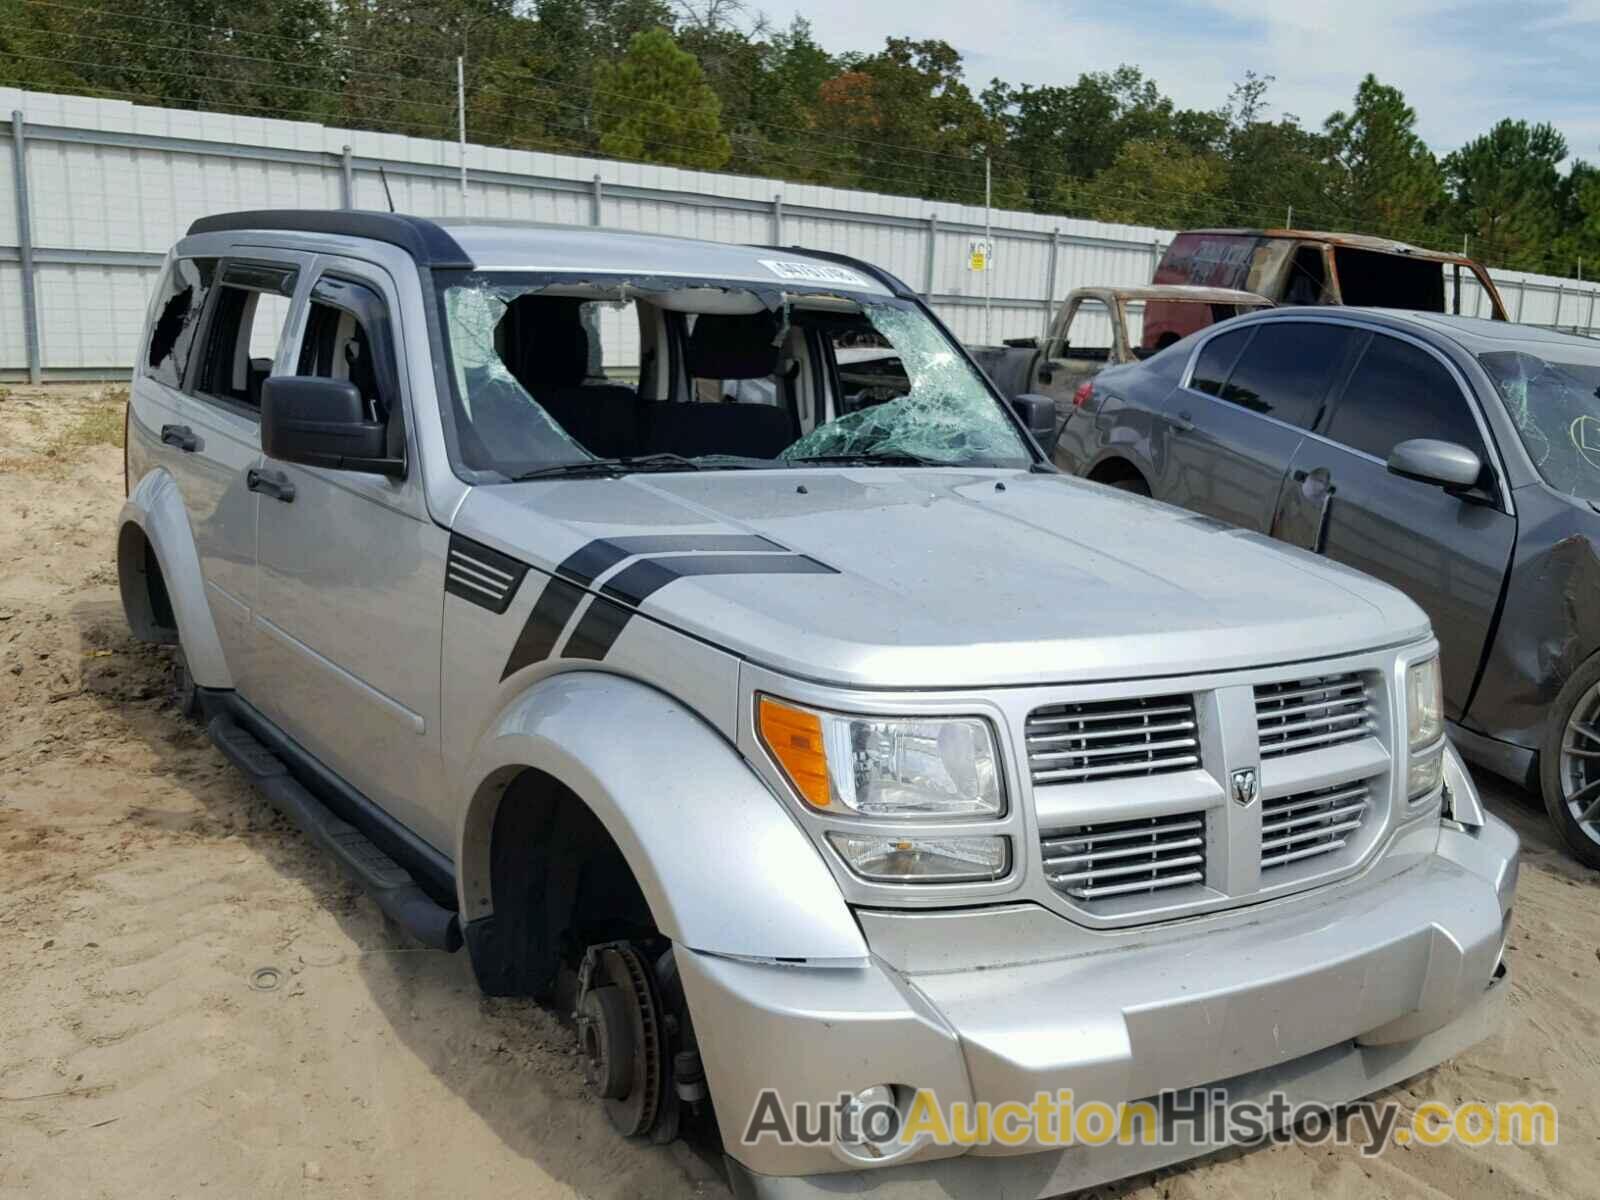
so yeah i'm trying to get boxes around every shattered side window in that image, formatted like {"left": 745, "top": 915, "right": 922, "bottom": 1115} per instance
{"left": 1481, "top": 350, "right": 1600, "bottom": 502}
{"left": 441, "top": 284, "right": 589, "bottom": 472}
{"left": 785, "top": 303, "right": 1029, "bottom": 466}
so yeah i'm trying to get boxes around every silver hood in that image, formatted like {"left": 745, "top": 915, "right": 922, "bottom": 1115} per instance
{"left": 454, "top": 468, "right": 1431, "bottom": 689}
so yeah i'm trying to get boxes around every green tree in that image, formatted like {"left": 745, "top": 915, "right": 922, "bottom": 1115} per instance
{"left": 1444, "top": 119, "right": 1567, "bottom": 271}
{"left": 1056, "top": 137, "right": 1228, "bottom": 228}
{"left": 594, "top": 27, "right": 731, "bottom": 169}
{"left": 1323, "top": 75, "right": 1446, "bottom": 244}
{"left": 1217, "top": 72, "right": 1339, "bottom": 228}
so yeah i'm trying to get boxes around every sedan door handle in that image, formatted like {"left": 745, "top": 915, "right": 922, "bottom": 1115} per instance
{"left": 246, "top": 467, "right": 296, "bottom": 503}
{"left": 160, "top": 423, "right": 198, "bottom": 452}
{"left": 1171, "top": 411, "right": 1195, "bottom": 433}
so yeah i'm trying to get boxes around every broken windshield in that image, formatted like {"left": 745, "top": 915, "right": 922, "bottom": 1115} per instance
{"left": 1480, "top": 349, "right": 1600, "bottom": 502}
{"left": 432, "top": 272, "right": 1031, "bottom": 481}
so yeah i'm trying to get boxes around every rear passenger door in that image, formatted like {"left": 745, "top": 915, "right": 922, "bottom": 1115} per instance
{"left": 1154, "top": 321, "right": 1358, "bottom": 532}
{"left": 175, "top": 255, "right": 307, "bottom": 677}
{"left": 1279, "top": 332, "right": 1516, "bottom": 720}
{"left": 251, "top": 260, "right": 450, "bottom": 851}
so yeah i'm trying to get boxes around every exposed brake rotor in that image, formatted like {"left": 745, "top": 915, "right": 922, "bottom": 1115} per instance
{"left": 575, "top": 942, "right": 666, "bottom": 1137}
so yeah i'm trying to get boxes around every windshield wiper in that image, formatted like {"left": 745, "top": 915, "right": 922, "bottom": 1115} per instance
{"left": 785, "top": 452, "right": 949, "bottom": 468}
{"left": 511, "top": 454, "right": 707, "bottom": 481}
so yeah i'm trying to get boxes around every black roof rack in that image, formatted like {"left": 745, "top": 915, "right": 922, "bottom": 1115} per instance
{"left": 186, "top": 210, "right": 473, "bottom": 269}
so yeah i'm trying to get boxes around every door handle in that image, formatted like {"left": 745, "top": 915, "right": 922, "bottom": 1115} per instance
{"left": 247, "top": 467, "right": 296, "bottom": 503}
{"left": 1171, "top": 411, "right": 1195, "bottom": 433}
{"left": 160, "top": 423, "right": 198, "bottom": 452}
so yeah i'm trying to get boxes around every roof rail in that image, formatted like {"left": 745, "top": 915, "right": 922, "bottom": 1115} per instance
{"left": 186, "top": 210, "right": 473, "bottom": 269}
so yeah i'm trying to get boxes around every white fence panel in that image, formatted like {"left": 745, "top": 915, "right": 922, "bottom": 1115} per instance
{"left": 2, "top": 86, "right": 1598, "bottom": 381}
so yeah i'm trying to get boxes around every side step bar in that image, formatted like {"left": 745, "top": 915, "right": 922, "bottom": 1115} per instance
{"left": 209, "top": 716, "right": 462, "bottom": 952}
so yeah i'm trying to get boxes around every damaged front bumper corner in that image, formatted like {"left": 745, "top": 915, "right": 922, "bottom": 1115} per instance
{"left": 683, "top": 814, "right": 1518, "bottom": 1199}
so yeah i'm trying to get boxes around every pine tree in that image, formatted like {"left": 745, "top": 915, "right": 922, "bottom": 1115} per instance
{"left": 594, "top": 28, "right": 732, "bottom": 170}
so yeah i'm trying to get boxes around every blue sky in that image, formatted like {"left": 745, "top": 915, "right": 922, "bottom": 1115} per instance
{"left": 769, "top": 0, "right": 1600, "bottom": 166}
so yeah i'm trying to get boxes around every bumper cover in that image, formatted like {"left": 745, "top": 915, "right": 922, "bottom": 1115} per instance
{"left": 681, "top": 816, "right": 1517, "bottom": 1193}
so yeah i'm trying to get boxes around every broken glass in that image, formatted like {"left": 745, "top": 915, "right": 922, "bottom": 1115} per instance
{"left": 783, "top": 303, "right": 1029, "bottom": 467}
{"left": 442, "top": 283, "right": 589, "bottom": 468}
{"left": 1481, "top": 349, "right": 1600, "bottom": 502}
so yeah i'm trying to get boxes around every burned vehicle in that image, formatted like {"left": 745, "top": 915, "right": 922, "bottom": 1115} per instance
{"left": 1058, "top": 304, "right": 1600, "bottom": 866}
{"left": 971, "top": 285, "right": 1270, "bottom": 463}
{"left": 1156, "top": 228, "right": 1509, "bottom": 321}
{"left": 118, "top": 212, "right": 1516, "bottom": 1198}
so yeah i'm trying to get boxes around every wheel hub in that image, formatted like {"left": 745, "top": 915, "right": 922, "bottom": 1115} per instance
{"left": 1559, "top": 686, "right": 1600, "bottom": 849}
{"left": 574, "top": 943, "right": 666, "bottom": 1137}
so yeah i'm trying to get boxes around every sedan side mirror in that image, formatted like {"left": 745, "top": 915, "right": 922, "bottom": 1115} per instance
{"left": 1386, "top": 438, "right": 1482, "bottom": 491}
{"left": 1011, "top": 392, "right": 1058, "bottom": 445}
{"left": 261, "top": 376, "right": 404, "bottom": 477}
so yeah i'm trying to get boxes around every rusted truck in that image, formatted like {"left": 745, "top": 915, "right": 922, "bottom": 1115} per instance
{"left": 1155, "top": 228, "right": 1509, "bottom": 320}
{"left": 970, "top": 284, "right": 1271, "bottom": 451}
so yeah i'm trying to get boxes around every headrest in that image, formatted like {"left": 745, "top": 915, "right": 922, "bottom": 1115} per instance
{"left": 686, "top": 310, "right": 781, "bottom": 380}
{"left": 500, "top": 295, "right": 589, "bottom": 388}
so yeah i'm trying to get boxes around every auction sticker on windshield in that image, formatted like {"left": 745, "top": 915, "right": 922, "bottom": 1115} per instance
{"left": 758, "top": 259, "right": 872, "bottom": 288}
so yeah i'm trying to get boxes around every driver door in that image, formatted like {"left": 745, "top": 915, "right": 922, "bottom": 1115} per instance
{"left": 251, "top": 257, "right": 452, "bottom": 851}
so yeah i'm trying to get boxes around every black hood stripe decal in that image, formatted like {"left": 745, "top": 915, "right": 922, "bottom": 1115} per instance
{"left": 554, "top": 533, "right": 783, "bottom": 587}
{"left": 501, "top": 537, "right": 836, "bottom": 677}
{"left": 499, "top": 577, "right": 586, "bottom": 680}
{"left": 600, "top": 553, "right": 834, "bottom": 607}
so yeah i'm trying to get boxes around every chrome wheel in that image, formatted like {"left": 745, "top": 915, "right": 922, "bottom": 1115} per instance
{"left": 1559, "top": 684, "right": 1600, "bottom": 851}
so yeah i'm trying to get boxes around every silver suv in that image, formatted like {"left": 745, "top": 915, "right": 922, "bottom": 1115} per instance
{"left": 117, "top": 211, "right": 1518, "bottom": 1198}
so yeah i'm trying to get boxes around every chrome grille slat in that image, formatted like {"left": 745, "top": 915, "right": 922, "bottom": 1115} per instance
{"left": 1259, "top": 779, "right": 1373, "bottom": 871}
{"left": 1255, "top": 672, "right": 1374, "bottom": 760}
{"left": 1040, "top": 811, "right": 1207, "bottom": 903}
{"left": 1026, "top": 694, "right": 1199, "bottom": 786}
{"left": 1043, "top": 834, "right": 1203, "bottom": 868}
{"left": 1027, "top": 718, "right": 1196, "bottom": 746}
{"left": 1030, "top": 735, "right": 1199, "bottom": 763}
{"left": 1028, "top": 704, "right": 1193, "bottom": 729}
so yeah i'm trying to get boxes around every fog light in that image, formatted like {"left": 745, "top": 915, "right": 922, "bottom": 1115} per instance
{"left": 833, "top": 1084, "right": 918, "bottom": 1167}
{"left": 828, "top": 833, "right": 1009, "bottom": 882}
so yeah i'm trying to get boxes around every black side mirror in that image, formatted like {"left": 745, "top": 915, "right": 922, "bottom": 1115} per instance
{"left": 1011, "top": 392, "right": 1058, "bottom": 444}
{"left": 1386, "top": 438, "right": 1482, "bottom": 491}
{"left": 261, "top": 376, "right": 403, "bottom": 477}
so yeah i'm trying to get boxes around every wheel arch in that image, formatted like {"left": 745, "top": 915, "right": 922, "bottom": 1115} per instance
{"left": 1086, "top": 453, "right": 1152, "bottom": 492}
{"left": 117, "top": 468, "right": 232, "bottom": 689}
{"left": 455, "top": 671, "right": 867, "bottom": 986}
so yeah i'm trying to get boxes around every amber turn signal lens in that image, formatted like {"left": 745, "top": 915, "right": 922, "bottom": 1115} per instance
{"left": 758, "top": 696, "right": 831, "bottom": 810}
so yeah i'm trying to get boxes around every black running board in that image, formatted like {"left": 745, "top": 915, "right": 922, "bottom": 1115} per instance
{"left": 209, "top": 716, "right": 462, "bottom": 952}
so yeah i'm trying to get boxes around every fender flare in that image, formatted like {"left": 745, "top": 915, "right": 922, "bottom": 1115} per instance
{"left": 118, "top": 468, "right": 233, "bottom": 690}
{"left": 456, "top": 672, "right": 868, "bottom": 963}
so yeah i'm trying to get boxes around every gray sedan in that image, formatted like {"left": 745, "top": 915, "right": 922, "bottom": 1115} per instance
{"left": 1054, "top": 306, "right": 1600, "bottom": 867}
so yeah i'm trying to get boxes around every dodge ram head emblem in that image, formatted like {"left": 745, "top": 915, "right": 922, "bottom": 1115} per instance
{"left": 1231, "top": 768, "right": 1259, "bottom": 807}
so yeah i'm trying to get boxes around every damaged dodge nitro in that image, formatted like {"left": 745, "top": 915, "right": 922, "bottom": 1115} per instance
{"left": 118, "top": 212, "right": 1518, "bottom": 1199}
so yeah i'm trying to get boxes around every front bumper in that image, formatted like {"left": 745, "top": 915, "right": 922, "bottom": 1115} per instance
{"left": 681, "top": 815, "right": 1518, "bottom": 1196}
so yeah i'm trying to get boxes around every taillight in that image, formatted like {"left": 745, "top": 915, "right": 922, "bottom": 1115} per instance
{"left": 1073, "top": 381, "right": 1094, "bottom": 408}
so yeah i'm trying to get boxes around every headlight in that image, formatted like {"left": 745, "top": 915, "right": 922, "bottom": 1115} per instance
{"left": 758, "top": 696, "right": 1003, "bottom": 818}
{"left": 1406, "top": 655, "right": 1445, "bottom": 799}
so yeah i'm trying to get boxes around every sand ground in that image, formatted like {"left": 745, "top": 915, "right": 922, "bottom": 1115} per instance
{"left": 1, "top": 383, "right": 1596, "bottom": 1199}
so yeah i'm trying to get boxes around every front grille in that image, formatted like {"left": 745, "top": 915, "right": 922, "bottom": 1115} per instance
{"left": 1255, "top": 673, "right": 1374, "bottom": 759}
{"left": 1026, "top": 694, "right": 1199, "bottom": 786}
{"left": 1041, "top": 812, "right": 1206, "bottom": 901}
{"left": 1260, "top": 781, "right": 1370, "bottom": 870}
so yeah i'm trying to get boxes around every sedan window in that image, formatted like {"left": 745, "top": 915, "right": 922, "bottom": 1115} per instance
{"left": 1216, "top": 322, "right": 1357, "bottom": 429}
{"left": 1325, "top": 336, "right": 1487, "bottom": 464}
